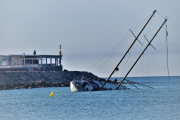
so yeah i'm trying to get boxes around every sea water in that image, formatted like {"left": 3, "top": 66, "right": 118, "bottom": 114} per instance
{"left": 0, "top": 76, "right": 180, "bottom": 120}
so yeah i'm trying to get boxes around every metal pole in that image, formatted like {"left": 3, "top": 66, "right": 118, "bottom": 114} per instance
{"left": 100, "top": 10, "right": 157, "bottom": 90}
{"left": 55, "top": 58, "right": 56, "bottom": 66}
{"left": 125, "top": 79, "right": 154, "bottom": 89}
{"left": 129, "top": 29, "right": 143, "bottom": 46}
{"left": 23, "top": 53, "right": 25, "bottom": 68}
{"left": 166, "top": 24, "right": 170, "bottom": 89}
{"left": 116, "top": 19, "right": 167, "bottom": 89}
{"left": 46, "top": 57, "right": 47, "bottom": 66}
{"left": 144, "top": 35, "right": 156, "bottom": 50}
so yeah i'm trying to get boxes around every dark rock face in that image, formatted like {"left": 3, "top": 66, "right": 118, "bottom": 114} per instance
{"left": 0, "top": 71, "right": 102, "bottom": 90}
{"left": 113, "top": 79, "right": 117, "bottom": 83}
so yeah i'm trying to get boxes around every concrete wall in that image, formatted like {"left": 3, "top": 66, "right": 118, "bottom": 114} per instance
{"left": 39, "top": 66, "right": 62, "bottom": 71}
{"left": 0, "top": 66, "right": 62, "bottom": 71}
{"left": 0, "top": 68, "right": 27, "bottom": 71}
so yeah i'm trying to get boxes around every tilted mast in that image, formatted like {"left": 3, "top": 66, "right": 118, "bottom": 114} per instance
{"left": 100, "top": 10, "right": 156, "bottom": 90}
{"left": 116, "top": 19, "right": 167, "bottom": 89}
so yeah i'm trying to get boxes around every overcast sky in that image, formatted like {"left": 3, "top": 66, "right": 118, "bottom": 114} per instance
{"left": 0, "top": 0, "right": 180, "bottom": 77}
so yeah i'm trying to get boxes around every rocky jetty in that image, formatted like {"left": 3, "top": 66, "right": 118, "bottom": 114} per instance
{"left": 0, "top": 71, "right": 105, "bottom": 90}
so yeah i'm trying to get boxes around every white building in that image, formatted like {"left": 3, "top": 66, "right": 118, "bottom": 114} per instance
{"left": 0, "top": 50, "right": 63, "bottom": 71}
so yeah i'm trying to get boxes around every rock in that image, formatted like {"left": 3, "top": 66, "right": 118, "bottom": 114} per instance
{"left": 24, "top": 84, "right": 30, "bottom": 88}
{"left": 0, "top": 70, "right": 102, "bottom": 90}
{"left": 113, "top": 79, "right": 117, "bottom": 82}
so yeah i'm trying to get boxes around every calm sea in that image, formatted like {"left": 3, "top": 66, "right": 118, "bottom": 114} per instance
{"left": 0, "top": 76, "right": 180, "bottom": 120}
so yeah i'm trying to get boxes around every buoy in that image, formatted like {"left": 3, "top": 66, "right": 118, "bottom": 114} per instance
{"left": 50, "top": 92, "right": 54, "bottom": 97}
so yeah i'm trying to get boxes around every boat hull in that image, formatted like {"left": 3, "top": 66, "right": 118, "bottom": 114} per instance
{"left": 70, "top": 80, "right": 127, "bottom": 92}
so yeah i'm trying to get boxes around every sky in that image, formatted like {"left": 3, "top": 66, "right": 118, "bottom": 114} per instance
{"left": 0, "top": 0, "right": 180, "bottom": 77}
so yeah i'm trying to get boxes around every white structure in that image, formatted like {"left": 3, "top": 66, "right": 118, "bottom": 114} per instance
{"left": 0, "top": 53, "right": 63, "bottom": 71}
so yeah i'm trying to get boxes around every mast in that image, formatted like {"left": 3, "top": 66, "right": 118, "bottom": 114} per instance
{"left": 100, "top": 10, "right": 156, "bottom": 90}
{"left": 116, "top": 19, "right": 167, "bottom": 89}
{"left": 166, "top": 24, "right": 170, "bottom": 88}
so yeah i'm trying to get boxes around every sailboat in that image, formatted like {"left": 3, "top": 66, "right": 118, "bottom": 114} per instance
{"left": 70, "top": 10, "right": 167, "bottom": 92}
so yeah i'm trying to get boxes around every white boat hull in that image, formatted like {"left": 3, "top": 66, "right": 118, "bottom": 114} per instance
{"left": 70, "top": 80, "right": 127, "bottom": 92}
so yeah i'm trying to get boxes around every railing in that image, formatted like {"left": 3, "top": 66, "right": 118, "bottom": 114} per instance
{"left": 0, "top": 64, "right": 62, "bottom": 71}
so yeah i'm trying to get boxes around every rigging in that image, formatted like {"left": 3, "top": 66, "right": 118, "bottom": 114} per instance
{"left": 116, "top": 19, "right": 167, "bottom": 89}
{"left": 100, "top": 10, "right": 157, "bottom": 90}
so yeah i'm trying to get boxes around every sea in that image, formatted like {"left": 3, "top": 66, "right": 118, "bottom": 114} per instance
{"left": 0, "top": 76, "right": 180, "bottom": 120}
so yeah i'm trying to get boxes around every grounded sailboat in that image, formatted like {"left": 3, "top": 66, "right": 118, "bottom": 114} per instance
{"left": 70, "top": 10, "right": 167, "bottom": 92}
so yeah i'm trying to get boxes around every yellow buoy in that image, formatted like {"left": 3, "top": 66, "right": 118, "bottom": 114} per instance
{"left": 50, "top": 92, "right": 54, "bottom": 97}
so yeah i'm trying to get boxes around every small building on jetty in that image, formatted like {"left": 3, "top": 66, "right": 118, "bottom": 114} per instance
{"left": 0, "top": 46, "right": 63, "bottom": 71}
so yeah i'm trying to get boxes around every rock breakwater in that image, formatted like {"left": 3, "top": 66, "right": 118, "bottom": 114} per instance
{"left": 0, "top": 71, "right": 104, "bottom": 90}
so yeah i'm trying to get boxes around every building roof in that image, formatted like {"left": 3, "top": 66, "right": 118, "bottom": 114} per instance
{"left": 0, "top": 54, "right": 62, "bottom": 58}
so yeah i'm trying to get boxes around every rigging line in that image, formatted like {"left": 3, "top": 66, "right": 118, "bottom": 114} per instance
{"left": 131, "top": 20, "right": 146, "bottom": 34}
{"left": 132, "top": 38, "right": 146, "bottom": 77}
{"left": 90, "top": 13, "right": 153, "bottom": 74}
{"left": 122, "top": 37, "right": 146, "bottom": 77}
{"left": 93, "top": 14, "right": 152, "bottom": 74}
{"left": 145, "top": 21, "right": 165, "bottom": 37}
{"left": 144, "top": 36, "right": 156, "bottom": 50}
{"left": 121, "top": 47, "right": 131, "bottom": 76}
{"left": 133, "top": 49, "right": 148, "bottom": 77}
{"left": 94, "top": 45, "right": 121, "bottom": 73}
{"left": 116, "top": 18, "right": 166, "bottom": 87}
{"left": 125, "top": 79, "right": 155, "bottom": 89}
{"left": 145, "top": 14, "right": 154, "bottom": 35}
{"left": 147, "top": 47, "right": 150, "bottom": 88}
{"left": 124, "top": 41, "right": 142, "bottom": 72}
{"left": 102, "top": 37, "right": 137, "bottom": 76}
{"left": 135, "top": 26, "right": 165, "bottom": 76}
{"left": 138, "top": 42, "right": 154, "bottom": 77}
{"left": 135, "top": 26, "right": 164, "bottom": 76}
{"left": 157, "top": 11, "right": 165, "bottom": 19}
{"left": 131, "top": 13, "right": 152, "bottom": 31}
{"left": 128, "top": 43, "right": 144, "bottom": 72}
{"left": 134, "top": 36, "right": 153, "bottom": 77}
{"left": 87, "top": 23, "right": 138, "bottom": 71}
{"left": 163, "top": 26, "right": 167, "bottom": 77}
{"left": 100, "top": 35, "right": 135, "bottom": 74}
{"left": 123, "top": 21, "right": 152, "bottom": 74}
{"left": 120, "top": 42, "right": 141, "bottom": 76}
{"left": 166, "top": 24, "right": 170, "bottom": 89}
{"left": 124, "top": 80, "right": 139, "bottom": 89}
{"left": 101, "top": 55, "right": 121, "bottom": 76}
{"left": 95, "top": 37, "right": 129, "bottom": 74}
{"left": 131, "top": 17, "right": 150, "bottom": 36}
{"left": 94, "top": 33, "right": 134, "bottom": 74}
{"left": 130, "top": 29, "right": 143, "bottom": 46}
{"left": 134, "top": 51, "right": 144, "bottom": 76}
{"left": 135, "top": 52, "right": 153, "bottom": 77}
{"left": 95, "top": 10, "right": 156, "bottom": 78}
{"left": 119, "top": 37, "right": 140, "bottom": 76}
{"left": 88, "top": 30, "right": 132, "bottom": 72}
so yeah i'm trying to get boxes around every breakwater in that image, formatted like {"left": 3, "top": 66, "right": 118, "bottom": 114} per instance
{"left": 0, "top": 71, "right": 104, "bottom": 90}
